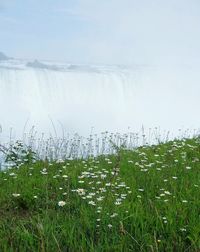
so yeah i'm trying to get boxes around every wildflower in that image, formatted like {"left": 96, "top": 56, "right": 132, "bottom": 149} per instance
{"left": 108, "top": 224, "right": 112, "bottom": 228}
{"left": 97, "top": 196, "right": 104, "bottom": 201}
{"left": 182, "top": 200, "right": 188, "bottom": 203}
{"left": 12, "top": 193, "right": 20, "bottom": 197}
{"left": 62, "top": 175, "right": 68, "bottom": 178}
{"left": 58, "top": 201, "right": 66, "bottom": 207}
{"left": 86, "top": 195, "right": 93, "bottom": 199}
{"left": 101, "top": 174, "right": 107, "bottom": 179}
{"left": 41, "top": 168, "right": 48, "bottom": 175}
{"left": 88, "top": 201, "right": 96, "bottom": 206}
{"left": 141, "top": 169, "right": 148, "bottom": 172}
{"left": 180, "top": 228, "right": 187, "bottom": 232}
{"left": 53, "top": 175, "right": 60, "bottom": 178}
{"left": 9, "top": 173, "right": 16, "bottom": 176}
{"left": 77, "top": 188, "right": 85, "bottom": 195}
{"left": 116, "top": 198, "right": 122, "bottom": 202}
{"left": 78, "top": 175, "right": 85, "bottom": 179}
{"left": 111, "top": 213, "right": 118, "bottom": 218}
{"left": 99, "top": 188, "right": 106, "bottom": 193}
{"left": 78, "top": 181, "right": 84, "bottom": 184}
{"left": 118, "top": 183, "right": 126, "bottom": 187}
{"left": 56, "top": 159, "right": 64, "bottom": 163}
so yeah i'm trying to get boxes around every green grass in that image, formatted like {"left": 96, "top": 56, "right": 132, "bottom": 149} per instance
{"left": 0, "top": 137, "right": 199, "bottom": 251}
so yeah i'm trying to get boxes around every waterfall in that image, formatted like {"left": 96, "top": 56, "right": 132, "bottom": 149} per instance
{"left": 0, "top": 59, "right": 200, "bottom": 141}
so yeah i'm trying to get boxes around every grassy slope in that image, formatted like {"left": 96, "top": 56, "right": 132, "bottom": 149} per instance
{"left": 0, "top": 138, "right": 199, "bottom": 251}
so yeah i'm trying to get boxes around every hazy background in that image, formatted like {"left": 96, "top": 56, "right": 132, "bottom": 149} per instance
{"left": 1, "top": 0, "right": 200, "bottom": 65}
{"left": 0, "top": 0, "right": 200, "bottom": 141}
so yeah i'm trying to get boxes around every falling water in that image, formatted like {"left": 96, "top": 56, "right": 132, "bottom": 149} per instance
{"left": 0, "top": 58, "right": 200, "bottom": 141}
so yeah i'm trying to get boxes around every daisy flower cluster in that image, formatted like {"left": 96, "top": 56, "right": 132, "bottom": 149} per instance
{"left": 73, "top": 157, "right": 132, "bottom": 229}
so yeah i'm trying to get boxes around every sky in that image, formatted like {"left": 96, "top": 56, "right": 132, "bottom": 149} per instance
{"left": 0, "top": 0, "right": 200, "bottom": 65}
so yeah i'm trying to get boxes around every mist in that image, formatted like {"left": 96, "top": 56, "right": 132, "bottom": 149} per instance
{"left": 0, "top": 0, "right": 200, "bottom": 66}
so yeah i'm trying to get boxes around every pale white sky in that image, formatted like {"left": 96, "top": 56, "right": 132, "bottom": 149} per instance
{"left": 0, "top": 0, "right": 200, "bottom": 65}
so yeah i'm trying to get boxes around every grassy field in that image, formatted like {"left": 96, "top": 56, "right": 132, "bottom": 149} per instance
{"left": 0, "top": 137, "right": 199, "bottom": 251}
